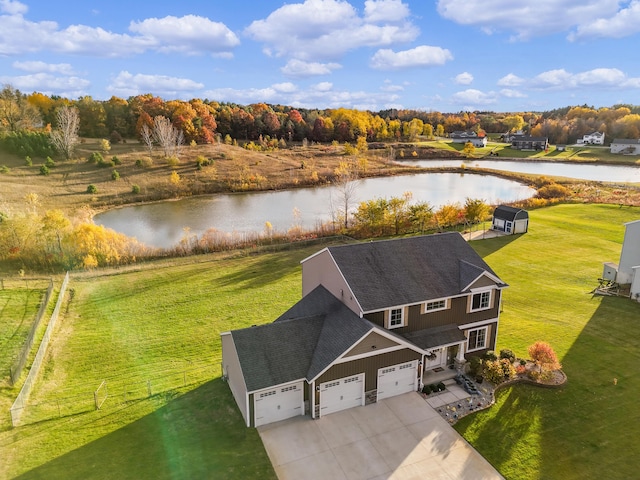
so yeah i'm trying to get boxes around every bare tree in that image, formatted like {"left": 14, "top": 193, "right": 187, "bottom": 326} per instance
{"left": 152, "top": 116, "right": 184, "bottom": 158}
{"left": 50, "top": 106, "right": 80, "bottom": 159}
{"left": 330, "top": 161, "right": 360, "bottom": 230}
{"left": 140, "top": 123, "right": 154, "bottom": 155}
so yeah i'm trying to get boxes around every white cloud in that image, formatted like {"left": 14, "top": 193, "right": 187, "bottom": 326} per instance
{"left": 245, "top": 0, "right": 419, "bottom": 60}
{"left": 281, "top": 59, "right": 342, "bottom": 77}
{"left": 12, "top": 60, "right": 77, "bottom": 75}
{"left": 364, "top": 0, "right": 410, "bottom": 23}
{"left": 570, "top": 1, "right": 640, "bottom": 40}
{"left": 0, "top": 0, "right": 27, "bottom": 15}
{"left": 129, "top": 15, "right": 240, "bottom": 55}
{"left": 380, "top": 83, "right": 404, "bottom": 92}
{"left": 107, "top": 71, "right": 204, "bottom": 98}
{"left": 437, "top": 0, "right": 622, "bottom": 40}
{"left": 370, "top": 45, "right": 453, "bottom": 70}
{"left": 205, "top": 82, "right": 400, "bottom": 110}
{"left": 0, "top": 73, "right": 90, "bottom": 97}
{"left": 0, "top": 10, "right": 237, "bottom": 57}
{"left": 454, "top": 72, "right": 473, "bottom": 85}
{"left": 500, "top": 89, "right": 527, "bottom": 98}
{"left": 272, "top": 82, "right": 298, "bottom": 93}
{"left": 531, "top": 67, "right": 636, "bottom": 89}
{"left": 450, "top": 88, "right": 497, "bottom": 106}
{"left": 497, "top": 73, "right": 525, "bottom": 87}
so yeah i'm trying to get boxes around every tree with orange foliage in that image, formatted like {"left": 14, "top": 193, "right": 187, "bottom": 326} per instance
{"left": 528, "top": 341, "right": 561, "bottom": 374}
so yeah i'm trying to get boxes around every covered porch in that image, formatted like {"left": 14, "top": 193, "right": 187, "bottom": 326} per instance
{"left": 400, "top": 325, "right": 468, "bottom": 388}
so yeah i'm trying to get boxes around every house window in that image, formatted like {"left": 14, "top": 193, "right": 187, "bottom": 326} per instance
{"left": 389, "top": 308, "right": 404, "bottom": 328}
{"left": 468, "top": 326, "right": 488, "bottom": 352}
{"left": 470, "top": 290, "right": 491, "bottom": 311}
{"left": 425, "top": 299, "right": 447, "bottom": 312}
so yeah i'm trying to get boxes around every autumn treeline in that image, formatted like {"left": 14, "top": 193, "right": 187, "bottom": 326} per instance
{"left": 3, "top": 85, "right": 639, "bottom": 148}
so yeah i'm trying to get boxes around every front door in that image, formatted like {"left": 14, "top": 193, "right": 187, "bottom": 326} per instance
{"left": 425, "top": 347, "right": 447, "bottom": 370}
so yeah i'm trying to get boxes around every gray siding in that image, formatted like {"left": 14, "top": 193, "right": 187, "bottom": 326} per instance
{"left": 316, "top": 348, "right": 421, "bottom": 396}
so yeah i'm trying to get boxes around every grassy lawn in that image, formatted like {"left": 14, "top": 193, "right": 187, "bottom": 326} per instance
{"left": 1, "top": 205, "right": 639, "bottom": 479}
{"left": 457, "top": 203, "right": 640, "bottom": 480}
{"left": 0, "top": 247, "right": 323, "bottom": 479}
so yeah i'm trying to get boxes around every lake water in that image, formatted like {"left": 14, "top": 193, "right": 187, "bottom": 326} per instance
{"left": 399, "top": 159, "right": 640, "bottom": 183}
{"left": 95, "top": 172, "right": 534, "bottom": 248}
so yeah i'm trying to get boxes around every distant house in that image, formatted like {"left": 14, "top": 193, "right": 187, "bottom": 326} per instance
{"left": 579, "top": 132, "right": 605, "bottom": 145}
{"left": 222, "top": 233, "right": 507, "bottom": 427}
{"left": 511, "top": 136, "right": 548, "bottom": 151}
{"left": 501, "top": 130, "right": 524, "bottom": 143}
{"left": 602, "top": 219, "right": 640, "bottom": 302}
{"left": 491, "top": 206, "right": 529, "bottom": 234}
{"left": 450, "top": 131, "right": 487, "bottom": 147}
{"left": 610, "top": 139, "right": 640, "bottom": 155}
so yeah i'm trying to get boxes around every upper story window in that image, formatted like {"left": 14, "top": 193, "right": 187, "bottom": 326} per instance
{"left": 389, "top": 308, "right": 404, "bottom": 328}
{"left": 470, "top": 290, "right": 492, "bottom": 312}
{"left": 425, "top": 299, "right": 447, "bottom": 312}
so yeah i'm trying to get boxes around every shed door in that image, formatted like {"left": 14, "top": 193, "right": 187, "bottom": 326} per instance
{"left": 377, "top": 360, "right": 418, "bottom": 401}
{"left": 254, "top": 382, "right": 303, "bottom": 427}
{"left": 319, "top": 373, "right": 364, "bottom": 417}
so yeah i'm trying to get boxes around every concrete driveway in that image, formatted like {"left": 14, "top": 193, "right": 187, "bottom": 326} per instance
{"left": 258, "top": 392, "right": 503, "bottom": 480}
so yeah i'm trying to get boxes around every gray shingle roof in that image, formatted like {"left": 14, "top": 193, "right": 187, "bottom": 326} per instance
{"left": 326, "top": 232, "right": 504, "bottom": 312}
{"left": 401, "top": 324, "right": 467, "bottom": 349}
{"left": 493, "top": 205, "right": 528, "bottom": 221}
{"left": 231, "top": 286, "right": 373, "bottom": 392}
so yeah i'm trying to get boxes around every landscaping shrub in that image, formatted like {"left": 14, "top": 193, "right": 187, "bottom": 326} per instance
{"left": 483, "top": 358, "right": 516, "bottom": 384}
{"left": 86, "top": 184, "right": 97, "bottom": 194}
{"left": 429, "top": 384, "right": 438, "bottom": 393}
{"left": 437, "top": 382, "right": 446, "bottom": 392}
{"left": 88, "top": 152, "right": 104, "bottom": 164}
{"left": 483, "top": 350, "right": 498, "bottom": 362}
{"left": 499, "top": 348, "right": 516, "bottom": 363}
{"left": 468, "top": 356, "right": 483, "bottom": 377}
{"left": 422, "top": 384, "right": 431, "bottom": 394}
{"left": 537, "top": 183, "right": 571, "bottom": 199}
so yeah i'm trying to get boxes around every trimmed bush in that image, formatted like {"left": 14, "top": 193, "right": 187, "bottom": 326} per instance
{"left": 436, "top": 382, "right": 446, "bottom": 392}
{"left": 421, "top": 384, "right": 431, "bottom": 394}
{"left": 499, "top": 348, "right": 516, "bottom": 363}
{"left": 483, "top": 350, "right": 498, "bottom": 362}
{"left": 87, "top": 184, "right": 98, "bottom": 194}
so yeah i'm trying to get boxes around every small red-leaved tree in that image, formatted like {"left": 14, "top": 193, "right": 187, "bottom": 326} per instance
{"left": 528, "top": 341, "right": 561, "bottom": 375}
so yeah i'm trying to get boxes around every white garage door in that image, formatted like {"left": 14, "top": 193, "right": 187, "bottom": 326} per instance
{"left": 377, "top": 360, "right": 418, "bottom": 401}
{"left": 319, "top": 373, "right": 364, "bottom": 417}
{"left": 254, "top": 382, "right": 303, "bottom": 427}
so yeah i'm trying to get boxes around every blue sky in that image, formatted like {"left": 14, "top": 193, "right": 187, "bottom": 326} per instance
{"left": 1, "top": 0, "right": 640, "bottom": 112}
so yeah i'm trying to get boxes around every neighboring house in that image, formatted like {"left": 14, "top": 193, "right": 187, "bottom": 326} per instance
{"left": 222, "top": 233, "right": 508, "bottom": 427}
{"left": 578, "top": 132, "right": 605, "bottom": 145}
{"left": 610, "top": 139, "right": 640, "bottom": 155}
{"left": 491, "top": 206, "right": 529, "bottom": 234}
{"left": 501, "top": 130, "right": 524, "bottom": 143}
{"left": 511, "top": 136, "right": 548, "bottom": 151}
{"left": 602, "top": 219, "right": 640, "bottom": 302}
{"left": 450, "top": 131, "right": 487, "bottom": 147}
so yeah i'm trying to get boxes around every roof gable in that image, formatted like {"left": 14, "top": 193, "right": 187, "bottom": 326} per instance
{"left": 231, "top": 286, "right": 374, "bottom": 392}
{"left": 325, "top": 232, "right": 504, "bottom": 312}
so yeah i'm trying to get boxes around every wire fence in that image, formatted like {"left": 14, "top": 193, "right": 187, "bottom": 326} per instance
{"left": 10, "top": 272, "right": 69, "bottom": 427}
{"left": 11, "top": 363, "right": 217, "bottom": 426}
{"left": 9, "top": 279, "right": 55, "bottom": 385}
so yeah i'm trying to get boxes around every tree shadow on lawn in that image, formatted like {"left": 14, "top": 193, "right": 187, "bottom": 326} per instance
{"left": 469, "top": 232, "right": 523, "bottom": 258}
{"left": 17, "top": 379, "right": 276, "bottom": 480}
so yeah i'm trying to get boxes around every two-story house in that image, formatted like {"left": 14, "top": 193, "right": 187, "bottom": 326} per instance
{"left": 450, "top": 130, "right": 487, "bottom": 147}
{"left": 580, "top": 131, "right": 605, "bottom": 145}
{"left": 221, "top": 233, "right": 507, "bottom": 427}
{"left": 511, "top": 135, "right": 548, "bottom": 151}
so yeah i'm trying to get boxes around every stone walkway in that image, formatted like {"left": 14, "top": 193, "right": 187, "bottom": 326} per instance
{"left": 422, "top": 378, "right": 495, "bottom": 425}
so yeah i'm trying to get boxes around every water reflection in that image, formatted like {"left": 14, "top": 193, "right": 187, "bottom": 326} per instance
{"left": 95, "top": 172, "right": 534, "bottom": 248}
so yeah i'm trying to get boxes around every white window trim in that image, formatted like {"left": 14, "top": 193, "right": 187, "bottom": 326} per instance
{"left": 423, "top": 298, "right": 449, "bottom": 313}
{"left": 469, "top": 289, "right": 492, "bottom": 312}
{"left": 388, "top": 307, "right": 405, "bottom": 329}
{"left": 467, "top": 326, "right": 489, "bottom": 352}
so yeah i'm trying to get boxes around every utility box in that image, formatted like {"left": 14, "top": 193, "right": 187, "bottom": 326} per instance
{"left": 602, "top": 262, "right": 618, "bottom": 282}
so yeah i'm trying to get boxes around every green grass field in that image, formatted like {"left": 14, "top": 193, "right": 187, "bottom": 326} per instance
{"left": 1, "top": 204, "right": 639, "bottom": 479}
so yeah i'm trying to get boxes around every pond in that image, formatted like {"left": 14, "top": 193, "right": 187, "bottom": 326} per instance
{"left": 399, "top": 158, "right": 640, "bottom": 183}
{"left": 95, "top": 172, "right": 535, "bottom": 249}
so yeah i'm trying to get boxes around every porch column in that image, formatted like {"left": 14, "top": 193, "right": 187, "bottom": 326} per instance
{"left": 454, "top": 341, "right": 466, "bottom": 374}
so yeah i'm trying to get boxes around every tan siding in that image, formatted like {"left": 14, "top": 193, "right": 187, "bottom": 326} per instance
{"left": 365, "top": 311, "right": 385, "bottom": 328}
{"left": 301, "top": 250, "right": 361, "bottom": 314}
{"left": 221, "top": 334, "right": 249, "bottom": 425}
{"left": 463, "top": 321, "right": 498, "bottom": 356}
{"left": 343, "top": 332, "right": 400, "bottom": 357}
{"left": 316, "top": 349, "right": 421, "bottom": 394}
{"left": 468, "top": 275, "right": 498, "bottom": 289}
